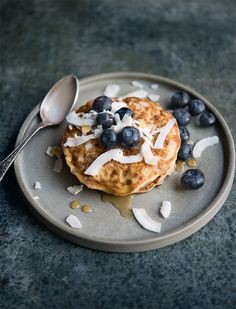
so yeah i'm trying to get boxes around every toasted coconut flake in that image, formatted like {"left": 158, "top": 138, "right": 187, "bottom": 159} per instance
{"left": 53, "top": 158, "right": 63, "bottom": 173}
{"left": 64, "top": 134, "right": 95, "bottom": 147}
{"left": 111, "top": 101, "right": 127, "bottom": 113}
{"left": 148, "top": 94, "right": 160, "bottom": 101}
{"left": 132, "top": 208, "right": 161, "bottom": 233}
{"left": 193, "top": 136, "right": 219, "bottom": 158}
{"left": 66, "top": 215, "right": 82, "bottom": 229}
{"left": 66, "top": 111, "right": 95, "bottom": 126}
{"left": 67, "top": 184, "right": 84, "bottom": 195}
{"left": 153, "top": 118, "right": 176, "bottom": 149}
{"left": 160, "top": 201, "right": 171, "bottom": 218}
{"left": 140, "top": 142, "right": 158, "bottom": 165}
{"left": 104, "top": 84, "right": 120, "bottom": 97}
{"left": 84, "top": 149, "right": 122, "bottom": 176}
{"left": 46, "top": 146, "right": 62, "bottom": 158}
{"left": 131, "top": 80, "right": 144, "bottom": 88}
{"left": 34, "top": 181, "right": 41, "bottom": 189}
{"left": 123, "top": 89, "right": 148, "bottom": 99}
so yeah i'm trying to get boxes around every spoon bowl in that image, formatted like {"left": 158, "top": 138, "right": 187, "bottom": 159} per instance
{"left": 0, "top": 75, "right": 79, "bottom": 181}
{"left": 40, "top": 75, "right": 79, "bottom": 125}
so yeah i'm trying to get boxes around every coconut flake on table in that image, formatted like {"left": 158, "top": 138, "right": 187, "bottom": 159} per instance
{"left": 66, "top": 215, "right": 82, "bottom": 229}
{"left": 131, "top": 80, "right": 144, "bottom": 88}
{"left": 53, "top": 158, "right": 63, "bottom": 173}
{"left": 111, "top": 101, "right": 128, "bottom": 113}
{"left": 66, "top": 111, "right": 96, "bottom": 126}
{"left": 193, "top": 136, "right": 219, "bottom": 158}
{"left": 33, "top": 196, "right": 39, "bottom": 200}
{"left": 104, "top": 84, "right": 120, "bottom": 97}
{"left": 34, "top": 181, "right": 41, "bottom": 189}
{"left": 150, "top": 83, "right": 159, "bottom": 90}
{"left": 67, "top": 184, "right": 84, "bottom": 195}
{"left": 140, "top": 142, "right": 158, "bottom": 165}
{"left": 64, "top": 134, "right": 95, "bottom": 147}
{"left": 153, "top": 118, "right": 176, "bottom": 149}
{"left": 84, "top": 149, "right": 122, "bottom": 176}
{"left": 123, "top": 89, "right": 148, "bottom": 99}
{"left": 148, "top": 94, "right": 160, "bottom": 102}
{"left": 160, "top": 201, "right": 171, "bottom": 218}
{"left": 132, "top": 208, "right": 161, "bottom": 233}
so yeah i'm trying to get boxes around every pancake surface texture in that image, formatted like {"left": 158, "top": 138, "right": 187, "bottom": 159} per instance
{"left": 62, "top": 97, "right": 181, "bottom": 196}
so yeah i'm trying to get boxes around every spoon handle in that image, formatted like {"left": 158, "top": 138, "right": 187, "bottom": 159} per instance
{"left": 0, "top": 122, "right": 45, "bottom": 182}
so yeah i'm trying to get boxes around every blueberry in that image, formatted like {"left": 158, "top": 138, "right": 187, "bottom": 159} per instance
{"left": 115, "top": 107, "right": 134, "bottom": 120}
{"left": 119, "top": 126, "right": 140, "bottom": 148}
{"left": 171, "top": 91, "right": 190, "bottom": 108}
{"left": 92, "top": 96, "right": 112, "bottom": 112}
{"left": 173, "top": 108, "right": 191, "bottom": 126}
{"left": 100, "top": 129, "right": 118, "bottom": 149}
{"left": 199, "top": 111, "right": 216, "bottom": 127}
{"left": 181, "top": 169, "right": 205, "bottom": 190}
{"left": 178, "top": 143, "right": 192, "bottom": 160}
{"left": 189, "top": 99, "right": 206, "bottom": 116}
{"left": 96, "top": 112, "right": 114, "bottom": 129}
{"left": 179, "top": 126, "right": 190, "bottom": 143}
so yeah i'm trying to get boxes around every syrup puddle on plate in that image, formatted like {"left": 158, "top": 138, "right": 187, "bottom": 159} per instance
{"left": 101, "top": 194, "right": 133, "bottom": 219}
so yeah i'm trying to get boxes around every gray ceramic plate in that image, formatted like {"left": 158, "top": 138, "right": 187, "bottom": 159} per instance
{"left": 14, "top": 72, "right": 235, "bottom": 252}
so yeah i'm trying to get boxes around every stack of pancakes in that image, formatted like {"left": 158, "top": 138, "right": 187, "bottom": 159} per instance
{"left": 62, "top": 97, "right": 181, "bottom": 196}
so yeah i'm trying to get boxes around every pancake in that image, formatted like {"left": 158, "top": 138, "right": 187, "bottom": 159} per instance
{"left": 62, "top": 97, "right": 181, "bottom": 196}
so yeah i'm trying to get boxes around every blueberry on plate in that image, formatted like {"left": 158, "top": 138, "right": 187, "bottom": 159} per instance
{"left": 171, "top": 91, "right": 190, "bottom": 108}
{"left": 96, "top": 112, "right": 114, "bottom": 129}
{"left": 181, "top": 169, "right": 205, "bottom": 190}
{"left": 189, "top": 99, "right": 206, "bottom": 116}
{"left": 173, "top": 108, "right": 191, "bottom": 126}
{"left": 177, "top": 143, "right": 192, "bottom": 161}
{"left": 199, "top": 111, "right": 216, "bottom": 127}
{"left": 179, "top": 126, "right": 190, "bottom": 143}
{"left": 100, "top": 129, "right": 118, "bottom": 148}
{"left": 119, "top": 126, "right": 140, "bottom": 148}
{"left": 115, "top": 107, "right": 134, "bottom": 120}
{"left": 92, "top": 96, "right": 112, "bottom": 112}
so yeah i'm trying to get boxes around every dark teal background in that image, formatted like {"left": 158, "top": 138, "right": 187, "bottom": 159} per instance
{"left": 0, "top": 1, "right": 236, "bottom": 308}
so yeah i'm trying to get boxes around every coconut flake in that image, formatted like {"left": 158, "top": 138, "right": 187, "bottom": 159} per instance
{"left": 33, "top": 196, "right": 39, "bottom": 200}
{"left": 131, "top": 80, "right": 144, "bottom": 88}
{"left": 84, "top": 149, "right": 122, "bottom": 176}
{"left": 123, "top": 89, "right": 148, "bottom": 99}
{"left": 66, "top": 111, "right": 95, "bottom": 126}
{"left": 160, "top": 201, "right": 171, "bottom": 218}
{"left": 34, "top": 181, "right": 41, "bottom": 189}
{"left": 132, "top": 208, "right": 161, "bottom": 233}
{"left": 150, "top": 83, "right": 159, "bottom": 90}
{"left": 122, "top": 114, "right": 133, "bottom": 126}
{"left": 46, "top": 146, "right": 62, "bottom": 158}
{"left": 64, "top": 134, "right": 95, "bottom": 147}
{"left": 148, "top": 94, "right": 160, "bottom": 102}
{"left": 85, "top": 142, "right": 93, "bottom": 150}
{"left": 111, "top": 101, "right": 128, "bottom": 113}
{"left": 153, "top": 118, "right": 176, "bottom": 149}
{"left": 115, "top": 153, "right": 143, "bottom": 164}
{"left": 140, "top": 142, "right": 158, "bottom": 165}
{"left": 53, "top": 158, "right": 63, "bottom": 173}
{"left": 193, "top": 136, "right": 219, "bottom": 158}
{"left": 104, "top": 84, "right": 120, "bottom": 97}
{"left": 66, "top": 215, "right": 82, "bottom": 229}
{"left": 67, "top": 185, "right": 84, "bottom": 195}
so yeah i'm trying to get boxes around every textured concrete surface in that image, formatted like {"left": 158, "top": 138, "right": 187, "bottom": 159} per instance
{"left": 0, "top": 0, "right": 236, "bottom": 308}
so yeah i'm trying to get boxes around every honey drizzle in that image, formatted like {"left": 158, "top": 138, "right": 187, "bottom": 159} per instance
{"left": 101, "top": 194, "right": 133, "bottom": 219}
{"left": 175, "top": 160, "right": 185, "bottom": 172}
{"left": 81, "top": 205, "right": 93, "bottom": 213}
{"left": 187, "top": 158, "right": 197, "bottom": 167}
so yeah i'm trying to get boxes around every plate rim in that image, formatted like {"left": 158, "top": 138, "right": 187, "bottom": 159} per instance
{"left": 14, "top": 72, "right": 235, "bottom": 252}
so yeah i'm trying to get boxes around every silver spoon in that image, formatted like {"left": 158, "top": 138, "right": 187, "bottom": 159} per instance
{"left": 0, "top": 75, "right": 79, "bottom": 182}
